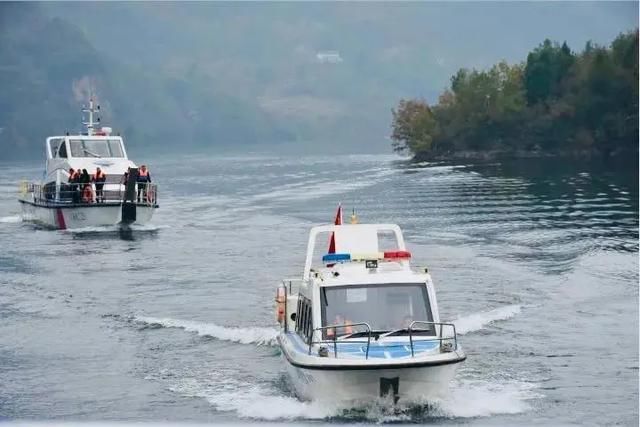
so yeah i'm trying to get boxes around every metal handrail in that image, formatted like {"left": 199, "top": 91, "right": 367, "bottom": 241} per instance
{"left": 309, "top": 322, "right": 373, "bottom": 359}
{"left": 21, "top": 181, "right": 158, "bottom": 206}
{"left": 306, "top": 321, "right": 458, "bottom": 360}
{"left": 408, "top": 321, "right": 458, "bottom": 356}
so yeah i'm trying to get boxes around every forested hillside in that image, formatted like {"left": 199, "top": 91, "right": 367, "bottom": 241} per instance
{"left": 0, "top": 3, "right": 287, "bottom": 160}
{"left": 391, "top": 31, "right": 638, "bottom": 160}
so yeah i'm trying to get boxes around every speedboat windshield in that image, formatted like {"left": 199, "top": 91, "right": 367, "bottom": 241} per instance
{"left": 69, "top": 139, "right": 125, "bottom": 158}
{"left": 320, "top": 283, "right": 434, "bottom": 337}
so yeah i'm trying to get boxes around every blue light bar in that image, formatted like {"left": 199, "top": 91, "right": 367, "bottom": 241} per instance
{"left": 322, "top": 253, "right": 351, "bottom": 263}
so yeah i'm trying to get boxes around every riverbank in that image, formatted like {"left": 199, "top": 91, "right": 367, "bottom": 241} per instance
{"left": 412, "top": 147, "right": 639, "bottom": 162}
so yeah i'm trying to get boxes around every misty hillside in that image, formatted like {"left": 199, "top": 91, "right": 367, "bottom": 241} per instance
{"left": 1, "top": 2, "right": 637, "bottom": 160}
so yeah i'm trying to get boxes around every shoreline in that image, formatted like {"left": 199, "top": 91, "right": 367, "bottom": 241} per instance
{"left": 412, "top": 148, "right": 639, "bottom": 163}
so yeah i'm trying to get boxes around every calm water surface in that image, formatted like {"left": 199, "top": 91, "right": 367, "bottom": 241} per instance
{"left": 0, "top": 154, "right": 637, "bottom": 425}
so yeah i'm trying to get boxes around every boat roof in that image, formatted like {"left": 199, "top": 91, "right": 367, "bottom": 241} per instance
{"left": 303, "top": 223, "right": 424, "bottom": 285}
{"left": 314, "top": 262, "right": 427, "bottom": 288}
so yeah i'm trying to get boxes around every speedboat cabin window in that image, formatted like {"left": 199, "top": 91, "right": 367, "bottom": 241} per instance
{"left": 57, "top": 140, "right": 68, "bottom": 158}
{"left": 320, "top": 284, "right": 434, "bottom": 337}
{"left": 108, "top": 139, "right": 124, "bottom": 157}
{"left": 69, "top": 139, "right": 125, "bottom": 158}
{"left": 296, "top": 296, "right": 313, "bottom": 343}
{"left": 49, "top": 138, "right": 63, "bottom": 158}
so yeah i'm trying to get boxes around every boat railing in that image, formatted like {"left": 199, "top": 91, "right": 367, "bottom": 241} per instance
{"left": 21, "top": 182, "right": 158, "bottom": 206}
{"left": 281, "top": 278, "right": 303, "bottom": 294}
{"left": 408, "top": 321, "right": 458, "bottom": 355}
{"left": 309, "top": 322, "right": 373, "bottom": 359}
{"left": 308, "top": 321, "right": 458, "bottom": 360}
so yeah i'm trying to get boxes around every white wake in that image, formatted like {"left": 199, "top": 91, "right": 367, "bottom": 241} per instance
{"left": 170, "top": 374, "right": 540, "bottom": 421}
{"left": 453, "top": 304, "right": 522, "bottom": 335}
{"left": 0, "top": 215, "right": 21, "bottom": 224}
{"left": 135, "top": 316, "right": 279, "bottom": 346}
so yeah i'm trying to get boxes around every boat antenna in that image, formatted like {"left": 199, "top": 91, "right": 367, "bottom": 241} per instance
{"left": 82, "top": 97, "right": 101, "bottom": 136}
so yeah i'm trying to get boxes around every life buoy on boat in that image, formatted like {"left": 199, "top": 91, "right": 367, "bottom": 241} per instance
{"left": 275, "top": 285, "right": 286, "bottom": 324}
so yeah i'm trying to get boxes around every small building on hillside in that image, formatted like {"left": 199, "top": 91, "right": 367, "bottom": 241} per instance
{"left": 316, "top": 50, "right": 343, "bottom": 64}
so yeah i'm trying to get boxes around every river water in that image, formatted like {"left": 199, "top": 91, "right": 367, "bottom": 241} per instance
{"left": 0, "top": 154, "right": 637, "bottom": 425}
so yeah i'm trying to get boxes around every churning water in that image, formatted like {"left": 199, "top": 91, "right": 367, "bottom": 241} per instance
{"left": 0, "top": 154, "right": 637, "bottom": 425}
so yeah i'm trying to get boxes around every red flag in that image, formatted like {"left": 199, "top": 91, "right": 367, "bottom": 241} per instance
{"left": 328, "top": 204, "right": 342, "bottom": 253}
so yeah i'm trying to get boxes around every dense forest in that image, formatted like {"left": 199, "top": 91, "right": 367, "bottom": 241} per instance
{"left": 391, "top": 31, "right": 639, "bottom": 160}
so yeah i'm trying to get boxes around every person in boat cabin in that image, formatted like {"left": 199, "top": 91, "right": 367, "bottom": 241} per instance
{"left": 401, "top": 315, "right": 414, "bottom": 329}
{"left": 136, "top": 165, "right": 151, "bottom": 202}
{"left": 92, "top": 167, "right": 106, "bottom": 203}
{"left": 326, "top": 314, "right": 354, "bottom": 337}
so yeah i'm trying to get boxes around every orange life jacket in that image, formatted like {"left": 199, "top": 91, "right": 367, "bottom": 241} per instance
{"left": 93, "top": 170, "right": 105, "bottom": 181}
{"left": 139, "top": 169, "right": 148, "bottom": 177}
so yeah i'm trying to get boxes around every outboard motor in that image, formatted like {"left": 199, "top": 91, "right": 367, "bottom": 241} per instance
{"left": 121, "top": 167, "right": 138, "bottom": 224}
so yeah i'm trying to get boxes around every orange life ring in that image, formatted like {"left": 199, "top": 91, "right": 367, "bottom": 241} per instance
{"left": 275, "top": 286, "right": 286, "bottom": 324}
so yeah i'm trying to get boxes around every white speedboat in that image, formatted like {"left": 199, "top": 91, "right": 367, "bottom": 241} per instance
{"left": 275, "top": 215, "right": 465, "bottom": 403}
{"left": 18, "top": 99, "right": 158, "bottom": 230}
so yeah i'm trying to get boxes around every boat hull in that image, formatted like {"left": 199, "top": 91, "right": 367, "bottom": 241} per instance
{"left": 19, "top": 200, "right": 156, "bottom": 230}
{"left": 283, "top": 354, "right": 461, "bottom": 402}
{"left": 278, "top": 334, "right": 464, "bottom": 403}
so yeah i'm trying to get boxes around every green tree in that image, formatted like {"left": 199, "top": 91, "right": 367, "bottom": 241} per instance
{"left": 391, "top": 30, "right": 638, "bottom": 160}
{"left": 524, "top": 39, "right": 575, "bottom": 105}
{"left": 391, "top": 100, "right": 439, "bottom": 154}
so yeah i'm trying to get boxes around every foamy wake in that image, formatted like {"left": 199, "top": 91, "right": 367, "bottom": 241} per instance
{"left": 0, "top": 215, "right": 21, "bottom": 224}
{"left": 436, "top": 379, "right": 540, "bottom": 418}
{"left": 171, "top": 374, "right": 540, "bottom": 421}
{"left": 173, "top": 377, "right": 337, "bottom": 421}
{"left": 453, "top": 304, "right": 521, "bottom": 335}
{"left": 135, "top": 305, "right": 521, "bottom": 347}
{"left": 67, "top": 223, "right": 163, "bottom": 233}
{"left": 135, "top": 316, "right": 279, "bottom": 346}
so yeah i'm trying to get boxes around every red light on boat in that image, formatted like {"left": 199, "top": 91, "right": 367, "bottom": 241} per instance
{"left": 383, "top": 250, "right": 411, "bottom": 259}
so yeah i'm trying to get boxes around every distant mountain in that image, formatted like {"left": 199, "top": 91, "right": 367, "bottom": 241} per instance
{"left": 1, "top": 2, "right": 637, "bottom": 160}
{"left": 0, "top": 3, "right": 288, "bottom": 161}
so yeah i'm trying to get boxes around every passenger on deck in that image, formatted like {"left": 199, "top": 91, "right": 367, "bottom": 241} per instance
{"left": 66, "top": 168, "right": 75, "bottom": 201}
{"left": 92, "top": 167, "right": 106, "bottom": 203}
{"left": 69, "top": 168, "right": 81, "bottom": 203}
{"left": 80, "top": 169, "right": 93, "bottom": 203}
{"left": 136, "top": 164, "right": 151, "bottom": 202}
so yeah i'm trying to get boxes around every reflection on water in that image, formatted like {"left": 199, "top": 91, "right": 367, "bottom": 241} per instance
{"left": 0, "top": 154, "right": 636, "bottom": 425}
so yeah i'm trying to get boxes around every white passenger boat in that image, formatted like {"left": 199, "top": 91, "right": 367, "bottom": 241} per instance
{"left": 18, "top": 100, "right": 158, "bottom": 230}
{"left": 275, "top": 214, "right": 465, "bottom": 403}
